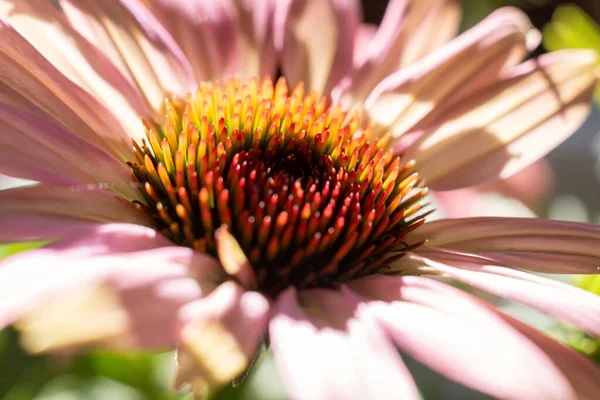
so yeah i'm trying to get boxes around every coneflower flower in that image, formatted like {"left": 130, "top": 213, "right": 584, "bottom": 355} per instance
{"left": 1, "top": 1, "right": 600, "bottom": 399}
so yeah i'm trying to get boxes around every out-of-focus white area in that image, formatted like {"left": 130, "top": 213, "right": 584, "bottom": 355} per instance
{"left": 548, "top": 194, "right": 590, "bottom": 222}
{"left": 546, "top": 107, "right": 600, "bottom": 223}
{"left": 429, "top": 191, "right": 536, "bottom": 221}
{"left": 0, "top": 175, "right": 35, "bottom": 190}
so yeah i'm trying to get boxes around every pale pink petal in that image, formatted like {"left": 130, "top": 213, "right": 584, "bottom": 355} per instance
{"left": 0, "top": 102, "right": 139, "bottom": 200}
{"left": 0, "top": 0, "right": 156, "bottom": 136}
{"left": 365, "top": 7, "right": 538, "bottom": 135}
{"left": 175, "top": 281, "right": 269, "bottom": 393}
{"left": 65, "top": 0, "right": 194, "bottom": 112}
{"left": 147, "top": 0, "right": 277, "bottom": 81}
{"left": 144, "top": 0, "right": 237, "bottom": 81}
{"left": 275, "top": 0, "right": 360, "bottom": 94}
{"left": 0, "top": 22, "right": 132, "bottom": 160}
{"left": 349, "top": 275, "right": 579, "bottom": 400}
{"left": 431, "top": 187, "right": 480, "bottom": 218}
{"left": 412, "top": 254, "right": 600, "bottom": 336}
{"left": 344, "top": 0, "right": 461, "bottom": 107}
{"left": 46, "top": 223, "right": 173, "bottom": 256}
{"left": 0, "top": 230, "right": 225, "bottom": 351}
{"left": 269, "top": 288, "right": 420, "bottom": 400}
{"left": 405, "top": 50, "right": 597, "bottom": 189}
{"left": 0, "top": 185, "right": 152, "bottom": 241}
{"left": 493, "top": 305, "right": 600, "bottom": 399}
{"left": 393, "top": 0, "right": 461, "bottom": 68}
{"left": 231, "top": 0, "right": 278, "bottom": 79}
{"left": 0, "top": 225, "right": 178, "bottom": 329}
{"left": 0, "top": 214, "right": 100, "bottom": 243}
{"left": 411, "top": 217, "right": 600, "bottom": 273}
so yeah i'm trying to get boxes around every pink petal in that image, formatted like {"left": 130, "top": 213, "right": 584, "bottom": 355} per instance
{"left": 46, "top": 223, "right": 173, "bottom": 256}
{"left": 0, "top": 0, "right": 157, "bottom": 136}
{"left": 0, "top": 185, "right": 153, "bottom": 243}
{"left": 269, "top": 287, "right": 420, "bottom": 400}
{"left": 70, "top": 0, "right": 195, "bottom": 111}
{"left": 405, "top": 50, "right": 597, "bottom": 189}
{"left": 146, "top": 0, "right": 277, "bottom": 81}
{"left": 493, "top": 306, "right": 600, "bottom": 399}
{"left": 0, "top": 22, "right": 133, "bottom": 160}
{"left": 231, "top": 0, "right": 278, "bottom": 79}
{"left": 348, "top": 275, "right": 579, "bottom": 400}
{"left": 344, "top": 0, "right": 461, "bottom": 107}
{"left": 479, "top": 159, "right": 555, "bottom": 214}
{"left": 412, "top": 217, "right": 600, "bottom": 273}
{"left": 412, "top": 254, "right": 600, "bottom": 337}
{"left": 0, "top": 230, "right": 224, "bottom": 351}
{"left": 0, "top": 214, "right": 100, "bottom": 243}
{"left": 352, "top": 23, "right": 377, "bottom": 68}
{"left": 175, "top": 281, "right": 269, "bottom": 393}
{"left": 144, "top": 0, "right": 236, "bottom": 81}
{"left": 0, "top": 102, "right": 140, "bottom": 200}
{"left": 0, "top": 225, "right": 178, "bottom": 328}
{"left": 365, "top": 7, "right": 538, "bottom": 135}
{"left": 275, "top": 0, "right": 360, "bottom": 94}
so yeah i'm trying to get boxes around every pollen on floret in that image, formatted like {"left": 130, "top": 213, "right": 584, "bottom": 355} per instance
{"left": 128, "top": 77, "right": 428, "bottom": 296}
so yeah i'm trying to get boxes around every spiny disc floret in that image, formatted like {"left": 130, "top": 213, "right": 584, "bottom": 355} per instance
{"left": 129, "top": 77, "right": 426, "bottom": 295}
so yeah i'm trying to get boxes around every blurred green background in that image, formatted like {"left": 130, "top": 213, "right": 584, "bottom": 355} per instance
{"left": 2, "top": 0, "right": 600, "bottom": 399}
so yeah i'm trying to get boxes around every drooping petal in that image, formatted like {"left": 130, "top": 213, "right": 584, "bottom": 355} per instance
{"left": 493, "top": 305, "right": 600, "bottom": 399}
{"left": 365, "top": 7, "right": 538, "bottom": 135}
{"left": 269, "top": 288, "right": 420, "bottom": 400}
{"left": 411, "top": 217, "right": 600, "bottom": 273}
{"left": 344, "top": 0, "right": 461, "bottom": 107}
{"left": 175, "top": 281, "right": 269, "bottom": 394}
{"left": 146, "top": 0, "right": 277, "bottom": 81}
{"left": 405, "top": 50, "right": 598, "bottom": 189}
{"left": 0, "top": 185, "right": 152, "bottom": 243}
{"left": 411, "top": 255, "right": 600, "bottom": 337}
{"left": 0, "top": 231, "right": 224, "bottom": 351}
{"left": 0, "top": 22, "right": 132, "bottom": 160}
{"left": 215, "top": 227, "right": 257, "bottom": 290}
{"left": 0, "top": 102, "right": 139, "bottom": 199}
{"left": 275, "top": 0, "right": 360, "bottom": 94}
{"left": 349, "top": 275, "right": 579, "bottom": 400}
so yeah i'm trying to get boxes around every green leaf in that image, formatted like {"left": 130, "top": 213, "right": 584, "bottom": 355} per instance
{"left": 543, "top": 5, "right": 600, "bottom": 102}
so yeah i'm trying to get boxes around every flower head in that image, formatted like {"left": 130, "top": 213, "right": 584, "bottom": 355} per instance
{"left": 130, "top": 77, "right": 426, "bottom": 296}
{"left": 1, "top": 1, "right": 600, "bottom": 399}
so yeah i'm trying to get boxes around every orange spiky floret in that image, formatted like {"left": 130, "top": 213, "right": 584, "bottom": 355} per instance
{"left": 129, "top": 77, "right": 427, "bottom": 296}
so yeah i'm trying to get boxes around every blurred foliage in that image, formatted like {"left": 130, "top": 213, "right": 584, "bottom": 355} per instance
{"left": 543, "top": 4, "right": 600, "bottom": 101}
{"left": 551, "top": 275, "right": 600, "bottom": 364}
{"left": 460, "top": 0, "right": 521, "bottom": 29}
{"left": 0, "top": 327, "right": 287, "bottom": 400}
